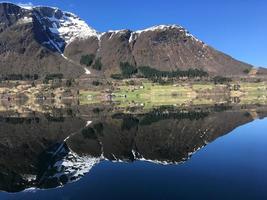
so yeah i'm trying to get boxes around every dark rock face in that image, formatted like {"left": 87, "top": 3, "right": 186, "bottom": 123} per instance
{"left": 0, "top": 3, "right": 255, "bottom": 79}
{"left": 0, "top": 3, "right": 24, "bottom": 32}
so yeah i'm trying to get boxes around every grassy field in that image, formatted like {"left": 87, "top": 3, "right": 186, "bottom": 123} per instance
{"left": 78, "top": 81, "right": 267, "bottom": 108}
{"left": 79, "top": 90, "right": 102, "bottom": 105}
{"left": 238, "top": 82, "right": 267, "bottom": 94}
{"left": 230, "top": 82, "right": 267, "bottom": 105}
{"left": 113, "top": 82, "right": 196, "bottom": 109}
{"left": 3, "top": 79, "right": 266, "bottom": 111}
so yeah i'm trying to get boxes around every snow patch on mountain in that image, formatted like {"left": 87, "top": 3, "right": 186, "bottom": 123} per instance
{"left": 108, "top": 29, "right": 128, "bottom": 39}
{"left": 17, "top": 16, "right": 33, "bottom": 24}
{"left": 34, "top": 7, "right": 99, "bottom": 48}
{"left": 108, "top": 25, "right": 205, "bottom": 45}
{"left": 129, "top": 24, "right": 205, "bottom": 45}
{"left": 84, "top": 67, "right": 91, "bottom": 74}
{"left": 16, "top": 5, "right": 100, "bottom": 53}
{"left": 135, "top": 24, "right": 182, "bottom": 33}
{"left": 48, "top": 11, "right": 99, "bottom": 45}
{"left": 18, "top": 3, "right": 34, "bottom": 10}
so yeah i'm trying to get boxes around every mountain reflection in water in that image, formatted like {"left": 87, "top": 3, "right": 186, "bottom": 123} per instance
{"left": 0, "top": 104, "right": 266, "bottom": 193}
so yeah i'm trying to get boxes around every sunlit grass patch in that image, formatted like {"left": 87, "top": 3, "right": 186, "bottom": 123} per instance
{"left": 79, "top": 90, "right": 102, "bottom": 105}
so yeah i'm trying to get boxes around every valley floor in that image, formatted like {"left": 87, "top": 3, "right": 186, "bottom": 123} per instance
{"left": 0, "top": 79, "right": 267, "bottom": 112}
{"left": 80, "top": 80, "right": 267, "bottom": 109}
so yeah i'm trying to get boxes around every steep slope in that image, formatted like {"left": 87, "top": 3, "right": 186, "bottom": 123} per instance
{"left": 0, "top": 3, "right": 89, "bottom": 79}
{"left": 0, "top": 3, "right": 255, "bottom": 79}
{"left": 32, "top": 6, "right": 99, "bottom": 52}
{"left": 66, "top": 25, "right": 253, "bottom": 76}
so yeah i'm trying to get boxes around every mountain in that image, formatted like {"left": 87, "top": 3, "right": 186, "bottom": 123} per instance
{"left": 0, "top": 3, "right": 255, "bottom": 79}
{"left": 0, "top": 3, "right": 87, "bottom": 78}
{"left": 65, "top": 26, "right": 253, "bottom": 77}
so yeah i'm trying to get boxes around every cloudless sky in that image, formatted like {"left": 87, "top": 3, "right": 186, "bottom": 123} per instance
{"left": 2, "top": 0, "right": 267, "bottom": 67}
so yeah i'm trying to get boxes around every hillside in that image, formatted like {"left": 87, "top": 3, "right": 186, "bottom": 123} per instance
{"left": 0, "top": 3, "right": 256, "bottom": 80}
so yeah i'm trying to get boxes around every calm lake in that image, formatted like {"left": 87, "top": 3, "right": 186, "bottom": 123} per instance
{"left": 0, "top": 104, "right": 267, "bottom": 200}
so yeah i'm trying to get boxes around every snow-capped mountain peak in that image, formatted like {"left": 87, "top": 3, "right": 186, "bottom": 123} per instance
{"left": 28, "top": 6, "right": 99, "bottom": 51}
{"left": 129, "top": 24, "right": 205, "bottom": 44}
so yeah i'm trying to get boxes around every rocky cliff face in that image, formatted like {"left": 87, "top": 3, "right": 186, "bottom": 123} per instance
{"left": 0, "top": 3, "right": 254, "bottom": 79}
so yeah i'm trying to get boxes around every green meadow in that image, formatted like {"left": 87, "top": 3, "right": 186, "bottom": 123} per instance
{"left": 79, "top": 81, "right": 267, "bottom": 108}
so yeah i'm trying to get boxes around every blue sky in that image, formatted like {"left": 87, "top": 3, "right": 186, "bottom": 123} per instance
{"left": 2, "top": 0, "right": 267, "bottom": 67}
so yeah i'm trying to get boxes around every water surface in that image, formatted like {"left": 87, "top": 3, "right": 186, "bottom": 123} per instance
{"left": 0, "top": 104, "right": 266, "bottom": 200}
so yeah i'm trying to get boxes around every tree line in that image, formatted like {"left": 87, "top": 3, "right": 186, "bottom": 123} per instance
{"left": 0, "top": 74, "right": 39, "bottom": 81}
{"left": 80, "top": 54, "right": 102, "bottom": 71}
{"left": 111, "top": 62, "right": 209, "bottom": 81}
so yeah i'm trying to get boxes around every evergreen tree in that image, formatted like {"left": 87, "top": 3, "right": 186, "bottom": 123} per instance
{"left": 80, "top": 54, "right": 95, "bottom": 66}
